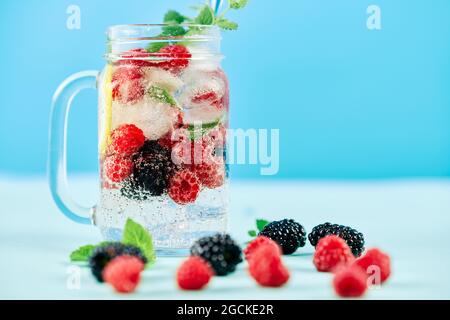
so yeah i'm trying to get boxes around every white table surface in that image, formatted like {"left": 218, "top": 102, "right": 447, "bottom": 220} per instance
{"left": 1, "top": 176, "right": 449, "bottom": 299}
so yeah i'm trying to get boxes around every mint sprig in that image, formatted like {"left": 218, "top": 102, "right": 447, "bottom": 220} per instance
{"left": 69, "top": 244, "right": 96, "bottom": 262}
{"left": 229, "top": 0, "right": 248, "bottom": 9}
{"left": 164, "top": 10, "right": 188, "bottom": 24}
{"left": 247, "top": 218, "right": 270, "bottom": 238}
{"left": 69, "top": 219, "right": 156, "bottom": 265}
{"left": 122, "top": 218, "right": 156, "bottom": 264}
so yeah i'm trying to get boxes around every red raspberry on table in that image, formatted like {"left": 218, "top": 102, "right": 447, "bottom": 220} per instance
{"left": 159, "top": 45, "right": 191, "bottom": 74}
{"left": 110, "top": 124, "right": 145, "bottom": 156}
{"left": 168, "top": 168, "right": 201, "bottom": 205}
{"left": 353, "top": 248, "right": 391, "bottom": 284}
{"left": 193, "top": 158, "right": 225, "bottom": 189}
{"left": 104, "top": 155, "right": 133, "bottom": 183}
{"left": 244, "top": 236, "right": 281, "bottom": 261}
{"left": 111, "top": 66, "right": 145, "bottom": 104}
{"left": 313, "top": 235, "right": 354, "bottom": 272}
{"left": 248, "top": 244, "right": 290, "bottom": 287}
{"left": 102, "top": 255, "right": 145, "bottom": 293}
{"left": 177, "top": 256, "right": 214, "bottom": 290}
{"left": 333, "top": 265, "right": 368, "bottom": 298}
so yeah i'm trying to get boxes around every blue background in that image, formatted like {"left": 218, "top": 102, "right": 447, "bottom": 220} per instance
{"left": 0, "top": 0, "right": 449, "bottom": 179}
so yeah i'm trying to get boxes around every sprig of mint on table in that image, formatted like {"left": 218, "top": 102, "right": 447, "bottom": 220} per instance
{"left": 69, "top": 218, "right": 156, "bottom": 265}
{"left": 248, "top": 218, "right": 270, "bottom": 238}
{"left": 147, "top": 0, "right": 249, "bottom": 52}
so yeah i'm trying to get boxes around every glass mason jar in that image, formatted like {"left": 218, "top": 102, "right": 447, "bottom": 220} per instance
{"left": 49, "top": 25, "right": 229, "bottom": 255}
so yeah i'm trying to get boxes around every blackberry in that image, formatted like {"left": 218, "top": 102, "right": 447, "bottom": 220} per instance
{"left": 190, "top": 233, "right": 243, "bottom": 276}
{"left": 121, "top": 140, "right": 178, "bottom": 200}
{"left": 88, "top": 242, "right": 147, "bottom": 282}
{"left": 259, "top": 219, "right": 307, "bottom": 255}
{"left": 308, "top": 223, "right": 365, "bottom": 257}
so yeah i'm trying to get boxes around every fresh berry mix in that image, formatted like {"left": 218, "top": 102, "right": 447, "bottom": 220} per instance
{"left": 313, "top": 235, "right": 354, "bottom": 272}
{"left": 110, "top": 124, "right": 145, "bottom": 157}
{"left": 177, "top": 256, "right": 214, "bottom": 290}
{"left": 103, "top": 255, "right": 145, "bottom": 293}
{"left": 353, "top": 248, "right": 391, "bottom": 284}
{"left": 168, "top": 168, "right": 201, "bottom": 205}
{"left": 190, "top": 234, "right": 243, "bottom": 276}
{"left": 248, "top": 243, "right": 290, "bottom": 287}
{"left": 244, "top": 236, "right": 281, "bottom": 261}
{"left": 308, "top": 223, "right": 365, "bottom": 257}
{"left": 103, "top": 155, "right": 133, "bottom": 183}
{"left": 89, "top": 243, "right": 147, "bottom": 282}
{"left": 258, "top": 219, "right": 307, "bottom": 255}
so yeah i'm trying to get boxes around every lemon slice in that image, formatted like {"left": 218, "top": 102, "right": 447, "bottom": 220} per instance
{"left": 100, "top": 65, "right": 113, "bottom": 156}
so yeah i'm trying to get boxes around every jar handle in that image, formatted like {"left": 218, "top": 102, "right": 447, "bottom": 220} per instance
{"left": 48, "top": 71, "right": 99, "bottom": 225}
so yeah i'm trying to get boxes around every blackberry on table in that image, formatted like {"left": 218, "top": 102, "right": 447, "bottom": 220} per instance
{"left": 190, "top": 233, "right": 243, "bottom": 276}
{"left": 120, "top": 140, "right": 178, "bottom": 200}
{"left": 258, "top": 219, "right": 307, "bottom": 255}
{"left": 89, "top": 242, "right": 147, "bottom": 282}
{"left": 308, "top": 222, "right": 365, "bottom": 257}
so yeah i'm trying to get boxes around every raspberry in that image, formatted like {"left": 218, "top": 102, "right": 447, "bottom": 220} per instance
{"left": 159, "top": 45, "right": 191, "bottom": 73}
{"left": 333, "top": 265, "right": 368, "bottom": 298}
{"left": 353, "top": 248, "right": 391, "bottom": 284}
{"left": 248, "top": 244, "right": 290, "bottom": 287}
{"left": 110, "top": 124, "right": 145, "bottom": 156}
{"left": 313, "top": 235, "right": 354, "bottom": 272}
{"left": 308, "top": 222, "right": 365, "bottom": 257}
{"left": 111, "top": 66, "right": 145, "bottom": 104}
{"left": 168, "top": 168, "right": 201, "bottom": 205}
{"left": 117, "top": 48, "right": 156, "bottom": 67}
{"left": 177, "top": 256, "right": 214, "bottom": 290}
{"left": 244, "top": 236, "right": 281, "bottom": 261}
{"left": 193, "top": 158, "right": 225, "bottom": 189}
{"left": 103, "top": 255, "right": 145, "bottom": 293}
{"left": 103, "top": 155, "right": 133, "bottom": 183}
{"left": 89, "top": 243, "right": 147, "bottom": 282}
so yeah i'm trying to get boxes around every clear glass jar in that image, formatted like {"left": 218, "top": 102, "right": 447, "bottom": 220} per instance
{"left": 49, "top": 25, "right": 229, "bottom": 255}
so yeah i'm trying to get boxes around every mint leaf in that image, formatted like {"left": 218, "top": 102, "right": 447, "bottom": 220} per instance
{"left": 256, "top": 219, "right": 270, "bottom": 231}
{"left": 122, "top": 218, "right": 156, "bottom": 264}
{"left": 146, "top": 42, "right": 168, "bottom": 53}
{"left": 216, "top": 18, "right": 238, "bottom": 30}
{"left": 229, "top": 0, "right": 248, "bottom": 9}
{"left": 161, "top": 25, "right": 187, "bottom": 37}
{"left": 248, "top": 230, "right": 257, "bottom": 237}
{"left": 195, "top": 5, "right": 215, "bottom": 25}
{"left": 164, "top": 10, "right": 187, "bottom": 24}
{"left": 70, "top": 245, "right": 96, "bottom": 262}
{"left": 148, "top": 85, "right": 178, "bottom": 107}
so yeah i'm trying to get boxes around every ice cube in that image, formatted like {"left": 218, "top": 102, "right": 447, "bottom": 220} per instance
{"left": 112, "top": 97, "right": 179, "bottom": 140}
{"left": 143, "top": 67, "right": 184, "bottom": 93}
